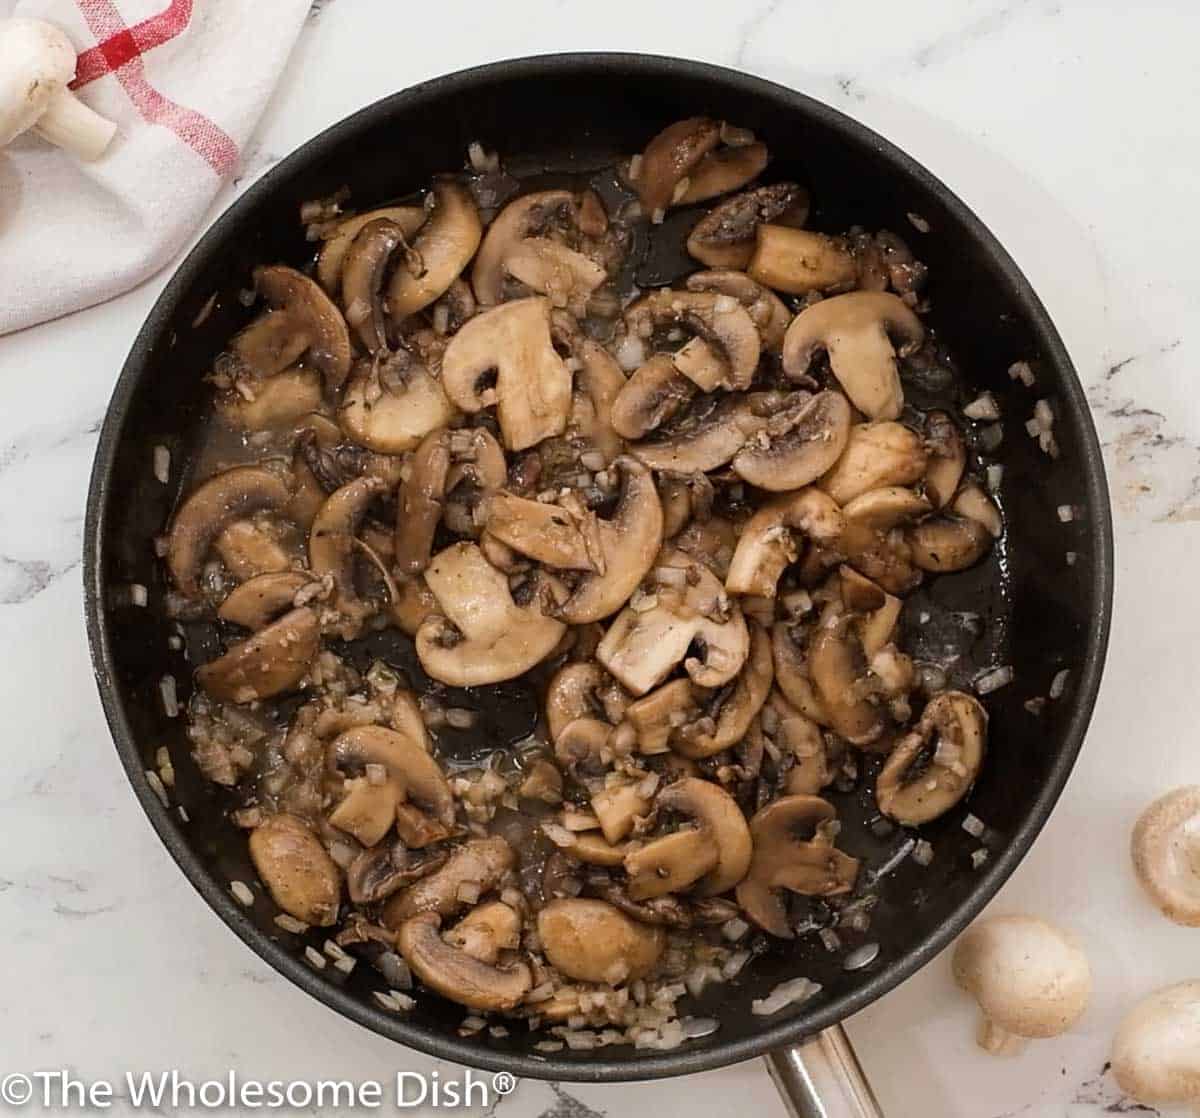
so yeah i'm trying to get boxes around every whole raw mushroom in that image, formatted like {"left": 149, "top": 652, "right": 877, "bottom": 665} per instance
{"left": 1111, "top": 981, "right": 1200, "bottom": 1111}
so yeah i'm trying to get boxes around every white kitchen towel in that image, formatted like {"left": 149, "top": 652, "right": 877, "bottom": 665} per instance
{"left": 0, "top": 0, "right": 310, "bottom": 335}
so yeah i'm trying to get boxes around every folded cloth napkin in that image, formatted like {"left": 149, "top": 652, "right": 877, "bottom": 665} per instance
{"left": 0, "top": 0, "right": 310, "bottom": 335}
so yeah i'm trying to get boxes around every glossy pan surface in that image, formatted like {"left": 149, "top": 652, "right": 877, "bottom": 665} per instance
{"left": 83, "top": 53, "right": 1112, "bottom": 1082}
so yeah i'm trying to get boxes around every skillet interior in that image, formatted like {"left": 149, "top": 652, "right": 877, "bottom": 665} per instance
{"left": 83, "top": 54, "right": 1112, "bottom": 1081}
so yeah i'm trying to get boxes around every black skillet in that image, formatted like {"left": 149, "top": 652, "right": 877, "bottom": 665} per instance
{"left": 82, "top": 54, "right": 1113, "bottom": 1115}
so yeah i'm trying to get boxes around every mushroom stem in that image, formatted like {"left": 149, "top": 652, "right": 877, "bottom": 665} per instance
{"left": 976, "top": 1016, "right": 1026, "bottom": 1057}
{"left": 35, "top": 85, "right": 116, "bottom": 160}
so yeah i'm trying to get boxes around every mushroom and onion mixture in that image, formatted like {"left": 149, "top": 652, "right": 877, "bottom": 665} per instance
{"left": 164, "top": 117, "right": 1005, "bottom": 1048}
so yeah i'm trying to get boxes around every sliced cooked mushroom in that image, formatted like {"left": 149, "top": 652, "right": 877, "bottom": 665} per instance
{"left": 1111, "top": 982, "right": 1200, "bottom": 1109}
{"left": 819, "top": 421, "right": 928, "bottom": 505}
{"left": 686, "top": 182, "right": 809, "bottom": 270}
{"left": 748, "top": 225, "right": 857, "bottom": 294}
{"left": 611, "top": 354, "right": 697, "bottom": 441}
{"left": 590, "top": 781, "right": 651, "bottom": 845}
{"left": 254, "top": 265, "right": 353, "bottom": 391}
{"left": 212, "top": 519, "right": 293, "bottom": 581}
{"left": 840, "top": 486, "right": 931, "bottom": 594}
{"left": 443, "top": 900, "right": 522, "bottom": 964}
{"left": 766, "top": 691, "right": 836, "bottom": 795}
{"left": 167, "top": 465, "right": 292, "bottom": 597}
{"left": 628, "top": 117, "right": 721, "bottom": 217}
{"left": 248, "top": 813, "right": 341, "bottom": 927}
{"left": 440, "top": 296, "right": 571, "bottom": 451}
{"left": 398, "top": 911, "right": 532, "bottom": 1011}
{"left": 631, "top": 393, "right": 769, "bottom": 474}
{"left": 316, "top": 205, "right": 426, "bottom": 295}
{"left": 309, "top": 475, "right": 389, "bottom": 638}
{"left": 518, "top": 758, "right": 563, "bottom": 805}
{"left": 504, "top": 237, "right": 607, "bottom": 316}
{"left": 557, "top": 457, "right": 664, "bottom": 624}
{"left": 597, "top": 550, "right": 749, "bottom": 696}
{"left": 905, "top": 484, "right": 1000, "bottom": 573}
{"left": 346, "top": 845, "right": 447, "bottom": 905}
{"left": 536, "top": 898, "right": 665, "bottom": 984}
{"left": 772, "top": 620, "right": 832, "bottom": 727}
{"left": 341, "top": 217, "right": 410, "bottom": 352}
{"left": 736, "top": 386, "right": 852, "bottom": 488}
{"left": 484, "top": 490, "right": 600, "bottom": 571}
{"left": 215, "top": 367, "right": 325, "bottom": 433}
{"left": 442, "top": 426, "right": 507, "bottom": 537}
{"left": 562, "top": 329, "right": 627, "bottom": 464}
{"left": 686, "top": 269, "right": 792, "bottom": 352}
{"left": 390, "top": 573, "right": 438, "bottom": 637}
{"left": 877, "top": 690, "right": 987, "bottom": 824}
{"left": 416, "top": 542, "right": 566, "bottom": 686}
{"left": 624, "top": 289, "right": 761, "bottom": 392}
{"left": 657, "top": 777, "right": 752, "bottom": 895}
{"left": 624, "top": 828, "right": 719, "bottom": 899}
{"left": 394, "top": 430, "right": 450, "bottom": 575}
{"left": 196, "top": 607, "right": 319, "bottom": 703}
{"left": 808, "top": 611, "right": 884, "bottom": 746}
{"left": 951, "top": 482, "right": 1003, "bottom": 537}
{"left": 953, "top": 915, "right": 1091, "bottom": 1055}
{"left": 736, "top": 795, "right": 859, "bottom": 937}
{"left": 339, "top": 351, "right": 458, "bottom": 454}
{"left": 673, "top": 623, "right": 774, "bottom": 758}
{"left": 782, "top": 291, "right": 925, "bottom": 421}
{"left": 726, "top": 488, "right": 845, "bottom": 598}
{"left": 676, "top": 141, "right": 769, "bottom": 204}
{"left": 546, "top": 662, "right": 608, "bottom": 743}
{"left": 387, "top": 181, "right": 482, "bottom": 320}
{"left": 226, "top": 308, "right": 310, "bottom": 378}
{"left": 383, "top": 836, "right": 515, "bottom": 927}
{"left": 923, "top": 410, "right": 967, "bottom": 508}
{"left": 624, "top": 678, "right": 701, "bottom": 755}
{"left": 1131, "top": 786, "right": 1200, "bottom": 927}
{"left": 218, "top": 571, "right": 314, "bottom": 630}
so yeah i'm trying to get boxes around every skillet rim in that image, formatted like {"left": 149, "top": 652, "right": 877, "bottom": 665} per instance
{"left": 82, "top": 51, "right": 1114, "bottom": 1082}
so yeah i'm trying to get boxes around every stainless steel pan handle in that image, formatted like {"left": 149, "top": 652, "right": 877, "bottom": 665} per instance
{"left": 765, "top": 1026, "right": 884, "bottom": 1118}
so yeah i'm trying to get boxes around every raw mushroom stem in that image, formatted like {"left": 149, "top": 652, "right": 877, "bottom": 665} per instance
{"left": 35, "top": 84, "right": 117, "bottom": 160}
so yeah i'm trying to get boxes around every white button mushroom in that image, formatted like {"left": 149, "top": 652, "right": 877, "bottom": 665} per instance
{"left": 0, "top": 18, "right": 116, "bottom": 160}
{"left": 951, "top": 915, "right": 1091, "bottom": 1055}
{"left": 1131, "top": 786, "right": 1200, "bottom": 926}
{"left": 1111, "top": 981, "right": 1200, "bottom": 1111}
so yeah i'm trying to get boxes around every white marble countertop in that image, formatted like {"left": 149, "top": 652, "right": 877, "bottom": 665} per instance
{"left": 2, "top": 2, "right": 1198, "bottom": 1116}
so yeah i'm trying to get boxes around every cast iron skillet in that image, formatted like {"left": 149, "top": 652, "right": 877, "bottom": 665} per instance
{"left": 82, "top": 53, "right": 1112, "bottom": 1103}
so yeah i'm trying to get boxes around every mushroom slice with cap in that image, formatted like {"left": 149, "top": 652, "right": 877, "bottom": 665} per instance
{"left": 390, "top": 573, "right": 438, "bottom": 637}
{"left": 225, "top": 311, "right": 312, "bottom": 379}
{"left": 686, "top": 269, "right": 793, "bottom": 353}
{"left": 218, "top": 571, "right": 314, "bottom": 631}
{"left": 877, "top": 690, "right": 987, "bottom": 824}
{"left": 212, "top": 519, "right": 292, "bottom": 581}
{"left": 545, "top": 662, "right": 609, "bottom": 743}
{"left": 339, "top": 351, "right": 457, "bottom": 454}
{"left": 557, "top": 457, "right": 664, "bottom": 624}
{"left": 732, "top": 391, "right": 853, "bottom": 493}
{"left": 676, "top": 140, "right": 769, "bottom": 205}
{"left": 686, "top": 182, "right": 809, "bottom": 270}
{"left": 340, "top": 217, "right": 410, "bottom": 352}
{"left": 597, "top": 550, "right": 749, "bottom": 696}
{"left": 503, "top": 237, "right": 607, "bottom": 316}
{"left": 442, "top": 900, "right": 521, "bottom": 964}
{"left": 611, "top": 354, "right": 697, "bottom": 441}
{"left": 316, "top": 205, "right": 426, "bottom": 295}
{"left": 674, "top": 623, "right": 774, "bottom": 758}
{"left": 769, "top": 693, "right": 836, "bottom": 796}
{"left": 748, "top": 226, "right": 858, "bottom": 294}
{"left": 905, "top": 485, "right": 999, "bottom": 574}
{"left": 549, "top": 827, "right": 630, "bottom": 867}
{"left": 657, "top": 777, "right": 752, "bottom": 895}
{"left": 387, "top": 180, "right": 483, "bottom": 320}
{"left": 416, "top": 542, "right": 566, "bottom": 687}
{"left": 839, "top": 486, "right": 931, "bottom": 595}
{"left": 248, "top": 813, "right": 341, "bottom": 927}
{"left": 782, "top": 291, "right": 925, "bottom": 421}
{"left": 628, "top": 117, "right": 721, "bottom": 217}
{"left": 953, "top": 916, "right": 1092, "bottom": 1056}
{"left": 442, "top": 426, "right": 506, "bottom": 538}
{"left": 631, "top": 393, "right": 769, "bottom": 475}
{"left": 398, "top": 912, "right": 532, "bottom": 1012}
{"left": 808, "top": 611, "right": 885, "bottom": 746}
{"left": 383, "top": 836, "right": 515, "bottom": 927}
{"left": 536, "top": 898, "right": 665, "bottom": 984}
{"left": 309, "top": 475, "right": 389, "bottom": 638}
{"left": 347, "top": 846, "right": 448, "bottom": 906}
{"left": 624, "top": 679, "right": 700, "bottom": 755}
{"left": 819, "top": 421, "right": 928, "bottom": 506}
{"left": 1111, "top": 982, "right": 1200, "bottom": 1109}
{"left": 591, "top": 781, "right": 652, "bottom": 844}
{"left": 215, "top": 367, "right": 325, "bottom": 433}
{"left": 196, "top": 607, "right": 319, "bottom": 703}
{"left": 484, "top": 491, "right": 601, "bottom": 572}
{"left": 440, "top": 296, "right": 571, "bottom": 451}
{"left": 394, "top": 429, "right": 450, "bottom": 575}
{"left": 772, "top": 620, "right": 832, "bottom": 726}
{"left": 166, "top": 465, "right": 292, "bottom": 597}
{"left": 562, "top": 328, "right": 628, "bottom": 464}
{"left": 923, "top": 410, "right": 967, "bottom": 508}
{"left": 736, "top": 795, "right": 859, "bottom": 938}
{"left": 726, "top": 489, "right": 845, "bottom": 598}
{"left": 1131, "top": 786, "right": 1200, "bottom": 926}
{"left": 624, "top": 829, "right": 719, "bottom": 900}
{"left": 253, "top": 265, "right": 353, "bottom": 392}
{"left": 624, "top": 289, "right": 761, "bottom": 392}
